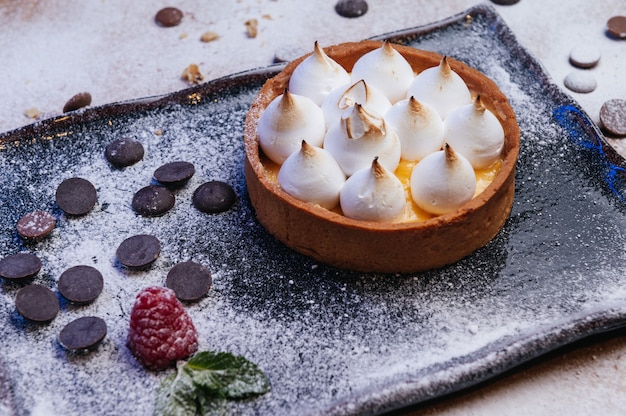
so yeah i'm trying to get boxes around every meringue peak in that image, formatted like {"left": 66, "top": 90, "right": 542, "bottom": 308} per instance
{"left": 371, "top": 157, "right": 385, "bottom": 178}
{"left": 440, "top": 56, "right": 452, "bottom": 76}
{"left": 473, "top": 95, "right": 486, "bottom": 113}
{"left": 344, "top": 103, "right": 386, "bottom": 139}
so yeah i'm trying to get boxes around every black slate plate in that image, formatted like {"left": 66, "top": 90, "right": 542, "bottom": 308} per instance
{"left": 2, "top": 3, "right": 626, "bottom": 416}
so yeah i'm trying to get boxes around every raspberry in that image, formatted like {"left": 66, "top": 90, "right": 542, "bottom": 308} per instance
{"left": 127, "top": 286, "right": 198, "bottom": 370}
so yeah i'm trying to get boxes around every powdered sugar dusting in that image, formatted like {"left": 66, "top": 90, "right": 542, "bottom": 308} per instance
{"left": 1, "top": 5, "right": 626, "bottom": 416}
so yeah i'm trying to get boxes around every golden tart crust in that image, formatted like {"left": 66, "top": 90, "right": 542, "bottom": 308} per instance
{"left": 244, "top": 40, "right": 520, "bottom": 273}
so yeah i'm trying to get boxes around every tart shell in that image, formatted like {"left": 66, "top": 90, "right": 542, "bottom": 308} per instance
{"left": 244, "top": 40, "right": 520, "bottom": 273}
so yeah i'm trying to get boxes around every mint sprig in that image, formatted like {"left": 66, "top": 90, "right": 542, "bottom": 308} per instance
{"left": 155, "top": 351, "right": 270, "bottom": 416}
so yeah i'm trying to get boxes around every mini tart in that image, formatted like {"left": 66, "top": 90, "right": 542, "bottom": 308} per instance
{"left": 244, "top": 40, "right": 520, "bottom": 273}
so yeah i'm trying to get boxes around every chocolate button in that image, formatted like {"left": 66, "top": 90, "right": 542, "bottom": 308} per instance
{"left": 16, "top": 211, "right": 55, "bottom": 240}
{"left": 192, "top": 181, "right": 236, "bottom": 213}
{"left": 600, "top": 99, "right": 626, "bottom": 137}
{"left": 15, "top": 284, "right": 59, "bottom": 322}
{"left": 58, "top": 265, "right": 104, "bottom": 304}
{"left": 0, "top": 253, "right": 42, "bottom": 281}
{"left": 334, "top": 0, "right": 368, "bottom": 18}
{"left": 59, "top": 316, "right": 107, "bottom": 351}
{"left": 563, "top": 71, "right": 597, "bottom": 93}
{"left": 489, "top": 0, "right": 520, "bottom": 4}
{"left": 63, "top": 92, "right": 92, "bottom": 113}
{"left": 153, "top": 161, "right": 195, "bottom": 188}
{"left": 116, "top": 234, "right": 161, "bottom": 269}
{"left": 607, "top": 16, "right": 626, "bottom": 39}
{"left": 155, "top": 7, "right": 183, "bottom": 27}
{"left": 166, "top": 261, "right": 212, "bottom": 301}
{"left": 55, "top": 177, "right": 97, "bottom": 216}
{"left": 132, "top": 185, "right": 175, "bottom": 217}
{"left": 569, "top": 45, "right": 601, "bottom": 69}
{"left": 105, "top": 138, "right": 144, "bottom": 168}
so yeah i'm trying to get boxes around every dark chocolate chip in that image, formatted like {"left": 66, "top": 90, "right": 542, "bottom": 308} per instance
{"left": 15, "top": 284, "right": 59, "bottom": 322}
{"left": 334, "top": 0, "right": 368, "bottom": 18}
{"left": 489, "top": 0, "right": 520, "bottom": 4}
{"left": 0, "top": 253, "right": 42, "bottom": 281}
{"left": 104, "top": 138, "right": 144, "bottom": 168}
{"left": 116, "top": 234, "right": 161, "bottom": 269}
{"left": 63, "top": 92, "right": 92, "bottom": 113}
{"left": 155, "top": 7, "right": 183, "bottom": 27}
{"left": 59, "top": 316, "right": 107, "bottom": 351}
{"left": 58, "top": 265, "right": 104, "bottom": 304}
{"left": 600, "top": 99, "right": 626, "bottom": 137}
{"left": 16, "top": 211, "right": 55, "bottom": 240}
{"left": 192, "top": 181, "right": 236, "bottom": 213}
{"left": 55, "top": 177, "right": 97, "bottom": 216}
{"left": 569, "top": 45, "right": 601, "bottom": 69}
{"left": 607, "top": 16, "right": 626, "bottom": 39}
{"left": 153, "top": 161, "right": 195, "bottom": 188}
{"left": 563, "top": 71, "right": 597, "bottom": 93}
{"left": 166, "top": 261, "right": 212, "bottom": 302}
{"left": 132, "top": 185, "right": 175, "bottom": 216}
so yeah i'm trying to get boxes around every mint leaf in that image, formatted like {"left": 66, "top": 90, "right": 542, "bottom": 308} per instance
{"left": 154, "top": 351, "right": 270, "bottom": 416}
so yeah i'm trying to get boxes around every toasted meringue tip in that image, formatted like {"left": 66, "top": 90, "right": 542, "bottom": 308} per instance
{"left": 407, "top": 96, "right": 423, "bottom": 112}
{"left": 473, "top": 95, "right": 486, "bottom": 112}
{"left": 371, "top": 157, "right": 385, "bottom": 178}
{"left": 444, "top": 143, "right": 457, "bottom": 161}
{"left": 440, "top": 56, "right": 452, "bottom": 75}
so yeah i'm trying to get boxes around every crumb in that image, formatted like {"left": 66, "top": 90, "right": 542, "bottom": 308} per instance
{"left": 154, "top": 129, "right": 163, "bottom": 136}
{"left": 179, "top": 33, "right": 188, "bottom": 40}
{"left": 200, "top": 31, "right": 219, "bottom": 43}
{"left": 262, "top": 14, "right": 272, "bottom": 20}
{"left": 181, "top": 64, "right": 204, "bottom": 85}
{"left": 245, "top": 18, "right": 258, "bottom": 38}
{"left": 23, "top": 108, "right": 42, "bottom": 119}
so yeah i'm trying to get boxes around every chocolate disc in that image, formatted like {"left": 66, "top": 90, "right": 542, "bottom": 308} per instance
{"left": 563, "top": 71, "right": 597, "bottom": 93}
{"left": 15, "top": 284, "right": 59, "bottom": 322}
{"left": 59, "top": 316, "right": 107, "bottom": 351}
{"left": 600, "top": 99, "right": 626, "bottom": 137}
{"left": 569, "top": 45, "right": 601, "bottom": 69}
{"left": 192, "top": 181, "right": 236, "bottom": 213}
{"left": 55, "top": 177, "right": 97, "bottom": 216}
{"left": 607, "top": 16, "right": 626, "bottom": 39}
{"left": 334, "top": 0, "right": 368, "bottom": 18}
{"left": 155, "top": 7, "right": 183, "bottom": 27}
{"left": 166, "top": 261, "right": 212, "bottom": 301}
{"left": 116, "top": 234, "right": 161, "bottom": 269}
{"left": 63, "top": 92, "right": 92, "bottom": 113}
{"left": 16, "top": 211, "right": 55, "bottom": 240}
{"left": 58, "top": 265, "right": 104, "bottom": 304}
{"left": 0, "top": 253, "right": 42, "bottom": 281}
{"left": 153, "top": 161, "right": 195, "bottom": 188}
{"left": 132, "top": 185, "right": 175, "bottom": 217}
{"left": 489, "top": 0, "right": 520, "bottom": 4}
{"left": 104, "top": 138, "right": 144, "bottom": 168}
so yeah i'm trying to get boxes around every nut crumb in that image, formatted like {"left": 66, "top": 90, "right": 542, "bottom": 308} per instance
{"left": 154, "top": 129, "right": 163, "bottom": 136}
{"left": 245, "top": 18, "right": 258, "bottom": 38}
{"left": 181, "top": 64, "right": 204, "bottom": 85}
{"left": 179, "top": 32, "right": 188, "bottom": 40}
{"left": 262, "top": 14, "right": 272, "bottom": 20}
{"left": 24, "top": 108, "right": 42, "bottom": 119}
{"left": 200, "top": 31, "right": 219, "bottom": 42}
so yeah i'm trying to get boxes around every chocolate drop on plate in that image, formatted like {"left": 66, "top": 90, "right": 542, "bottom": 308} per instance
{"left": 334, "top": 0, "right": 368, "bottom": 18}
{"left": 16, "top": 211, "right": 55, "bottom": 240}
{"left": 569, "top": 45, "right": 601, "bottom": 68}
{"left": 63, "top": 92, "right": 92, "bottom": 113}
{"left": 105, "top": 138, "right": 144, "bottom": 168}
{"left": 489, "top": 0, "right": 521, "bottom": 4}
{"left": 563, "top": 70, "right": 597, "bottom": 93}
{"left": 155, "top": 7, "right": 183, "bottom": 27}
{"left": 192, "top": 181, "right": 236, "bottom": 213}
{"left": 153, "top": 161, "right": 195, "bottom": 188}
{"left": 0, "top": 253, "right": 42, "bottom": 281}
{"left": 55, "top": 177, "right": 97, "bottom": 216}
{"left": 166, "top": 261, "right": 212, "bottom": 302}
{"left": 58, "top": 265, "right": 104, "bottom": 304}
{"left": 59, "top": 316, "right": 107, "bottom": 351}
{"left": 116, "top": 234, "right": 161, "bottom": 269}
{"left": 15, "top": 284, "right": 59, "bottom": 323}
{"left": 132, "top": 185, "right": 175, "bottom": 216}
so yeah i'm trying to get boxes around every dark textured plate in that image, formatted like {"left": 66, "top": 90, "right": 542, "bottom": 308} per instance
{"left": 2, "top": 4, "right": 626, "bottom": 416}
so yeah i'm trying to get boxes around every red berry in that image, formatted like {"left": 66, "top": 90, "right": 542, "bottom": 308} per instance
{"left": 127, "top": 286, "right": 198, "bottom": 370}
